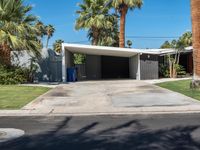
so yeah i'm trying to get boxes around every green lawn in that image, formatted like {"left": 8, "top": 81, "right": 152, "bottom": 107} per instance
{"left": 0, "top": 86, "right": 50, "bottom": 109}
{"left": 157, "top": 80, "right": 200, "bottom": 101}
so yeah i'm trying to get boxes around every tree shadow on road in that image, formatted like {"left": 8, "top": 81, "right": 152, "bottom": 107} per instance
{"left": 0, "top": 117, "right": 200, "bottom": 150}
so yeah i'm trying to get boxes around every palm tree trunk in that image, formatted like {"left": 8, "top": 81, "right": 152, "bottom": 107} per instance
{"left": 46, "top": 36, "right": 50, "bottom": 48}
{"left": 0, "top": 43, "right": 11, "bottom": 66}
{"left": 191, "top": 0, "right": 200, "bottom": 88}
{"left": 119, "top": 6, "right": 128, "bottom": 48}
{"left": 92, "top": 27, "right": 98, "bottom": 45}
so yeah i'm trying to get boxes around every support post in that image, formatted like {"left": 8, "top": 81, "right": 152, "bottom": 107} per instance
{"left": 137, "top": 54, "right": 141, "bottom": 80}
{"left": 62, "top": 44, "right": 66, "bottom": 82}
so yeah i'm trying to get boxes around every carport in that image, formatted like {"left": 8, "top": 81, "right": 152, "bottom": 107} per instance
{"left": 61, "top": 43, "right": 174, "bottom": 82}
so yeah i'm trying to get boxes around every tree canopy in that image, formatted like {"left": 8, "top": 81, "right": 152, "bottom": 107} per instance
{"left": 160, "top": 32, "right": 192, "bottom": 49}
{"left": 75, "top": 0, "right": 118, "bottom": 46}
{"left": 0, "top": 0, "right": 42, "bottom": 65}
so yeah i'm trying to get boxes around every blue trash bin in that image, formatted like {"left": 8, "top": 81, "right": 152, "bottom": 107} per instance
{"left": 67, "top": 67, "right": 77, "bottom": 82}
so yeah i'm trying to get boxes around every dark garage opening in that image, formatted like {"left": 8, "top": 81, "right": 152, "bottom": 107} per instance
{"left": 101, "top": 56, "right": 129, "bottom": 79}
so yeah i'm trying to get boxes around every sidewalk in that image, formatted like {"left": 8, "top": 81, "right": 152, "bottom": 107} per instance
{"left": 144, "top": 77, "right": 192, "bottom": 84}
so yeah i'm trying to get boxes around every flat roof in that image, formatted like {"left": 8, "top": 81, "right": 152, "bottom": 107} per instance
{"left": 63, "top": 43, "right": 190, "bottom": 57}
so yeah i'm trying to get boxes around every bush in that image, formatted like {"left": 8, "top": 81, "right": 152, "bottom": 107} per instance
{"left": 159, "top": 64, "right": 170, "bottom": 78}
{"left": 0, "top": 65, "right": 29, "bottom": 85}
{"left": 175, "top": 64, "right": 186, "bottom": 76}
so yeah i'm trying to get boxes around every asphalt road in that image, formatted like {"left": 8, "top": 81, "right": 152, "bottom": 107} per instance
{"left": 0, "top": 114, "right": 200, "bottom": 150}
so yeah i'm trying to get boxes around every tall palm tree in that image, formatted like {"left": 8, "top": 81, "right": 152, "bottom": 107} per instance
{"left": 45, "top": 25, "right": 55, "bottom": 48}
{"left": 53, "top": 39, "right": 64, "bottom": 53}
{"left": 191, "top": 0, "right": 200, "bottom": 87}
{"left": 35, "top": 21, "right": 46, "bottom": 45}
{"left": 75, "top": 0, "right": 113, "bottom": 45}
{"left": 87, "top": 14, "right": 119, "bottom": 46}
{"left": 111, "top": 0, "right": 143, "bottom": 48}
{"left": 0, "top": 0, "right": 41, "bottom": 66}
{"left": 180, "top": 32, "right": 192, "bottom": 47}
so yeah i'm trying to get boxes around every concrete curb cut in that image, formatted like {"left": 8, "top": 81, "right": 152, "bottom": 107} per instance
{"left": 0, "top": 128, "right": 25, "bottom": 143}
{"left": 0, "top": 110, "right": 200, "bottom": 116}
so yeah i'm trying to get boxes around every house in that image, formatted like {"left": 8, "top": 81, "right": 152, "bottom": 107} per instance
{"left": 62, "top": 43, "right": 193, "bottom": 82}
{"left": 12, "top": 49, "right": 62, "bottom": 82}
{"left": 159, "top": 46, "right": 193, "bottom": 77}
{"left": 11, "top": 44, "right": 193, "bottom": 82}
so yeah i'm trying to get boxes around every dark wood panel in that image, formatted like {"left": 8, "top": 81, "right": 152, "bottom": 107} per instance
{"left": 140, "top": 54, "right": 159, "bottom": 80}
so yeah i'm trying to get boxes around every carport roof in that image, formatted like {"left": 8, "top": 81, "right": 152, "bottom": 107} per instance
{"left": 63, "top": 43, "right": 177, "bottom": 57}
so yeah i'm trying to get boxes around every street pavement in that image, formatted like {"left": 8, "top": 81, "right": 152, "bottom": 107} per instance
{"left": 0, "top": 114, "right": 200, "bottom": 149}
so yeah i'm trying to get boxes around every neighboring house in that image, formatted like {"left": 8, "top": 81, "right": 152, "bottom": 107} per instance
{"left": 62, "top": 43, "right": 193, "bottom": 82}
{"left": 159, "top": 46, "right": 193, "bottom": 77}
{"left": 12, "top": 49, "right": 62, "bottom": 82}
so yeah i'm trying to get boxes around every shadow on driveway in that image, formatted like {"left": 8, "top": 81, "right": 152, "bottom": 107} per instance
{"left": 0, "top": 117, "right": 200, "bottom": 150}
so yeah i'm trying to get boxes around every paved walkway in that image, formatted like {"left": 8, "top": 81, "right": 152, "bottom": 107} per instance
{"left": 144, "top": 77, "right": 192, "bottom": 84}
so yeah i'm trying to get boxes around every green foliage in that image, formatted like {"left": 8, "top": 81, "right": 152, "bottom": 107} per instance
{"left": 75, "top": 0, "right": 112, "bottom": 30}
{"left": 74, "top": 54, "right": 86, "bottom": 64}
{"left": 45, "top": 24, "right": 55, "bottom": 48}
{"left": 45, "top": 25, "right": 55, "bottom": 38}
{"left": 127, "top": 40, "right": 133, "bottom": 48}
{"left": 160, "top": 31, "right": 192, "bottom": 78}
{"left": 0, "top": 0, "right": 42, "bottom": 58}
{"left": 75, "top": 0, "right": 116, "bottom": 45}
{"left": 27, "top": 57, "right": 39, "bottom": 83}
{"left": 175, "top": 64, "right": 186, "bottom": 76}
{"left": 0, "top": 59, "right": 39, "bottom": 85}
{"left": 110, "top": 0, "right": 143, "bottom": 47}
{"left": 35, "top": 21, "right": 46, "bottom": 38}
{"left": 160, "top": 32, "right": 192, "bottom": 49}
{"left": 87, "top": 14, "right": 119, "bottom": 47}
{"left": 159, "top": 64, "right": 169, "bottom": 78}
{"left": 111, "top": 0, "right": 143, "bottom": 10}
{"left": 160, "top": 41, "right": 172, "bottom": 49}
{"left": 159, "top": 62, "right": 186, "bottom": 77}
{"left": 53, "top": 39, "right": 64, "bottom": 53}
{"left": 0, "top": 65, "right": 28, "bottom": 85}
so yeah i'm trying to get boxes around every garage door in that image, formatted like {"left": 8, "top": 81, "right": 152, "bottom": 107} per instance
{"left": 101, "top": 56, "right": 129, "bottom": 79}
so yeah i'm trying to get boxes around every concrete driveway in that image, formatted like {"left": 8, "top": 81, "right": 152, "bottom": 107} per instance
{"left": 23, "top": 80, "right": 200, "bottom": 115}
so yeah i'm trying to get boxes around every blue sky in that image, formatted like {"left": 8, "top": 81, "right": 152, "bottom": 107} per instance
{"left": 26, "top": 0, "right": 191, "bottom": 48}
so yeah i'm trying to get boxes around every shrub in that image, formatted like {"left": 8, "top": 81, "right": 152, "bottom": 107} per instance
{"left": 159, "top": 64, "right": 170, "bottom": 78}
{"left": 0, "top": 65, "right": 29, "bottom": 85}
{"left": 175, "top": 64, "right": 186, "bottom": 76}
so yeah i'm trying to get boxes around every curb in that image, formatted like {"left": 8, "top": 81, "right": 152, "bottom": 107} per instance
{"left": 0, "top": 110, "right": 200, "bottom": 117}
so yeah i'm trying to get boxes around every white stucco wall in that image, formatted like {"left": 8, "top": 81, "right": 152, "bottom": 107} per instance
{"left": 129, "top": 54, "right": 140, "bottom": 80}
{"left": 62, "top": 48, "right": 74, "bottom": 82}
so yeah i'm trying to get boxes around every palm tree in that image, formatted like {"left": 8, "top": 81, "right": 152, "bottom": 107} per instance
{"left": 180, "top": 32, "right": 192, "bottom": 47}
{"left": 160, "top": 32, "right": 193, "bottom": 78}
{"left": 191, "top": 0, "right": 200, "bottom": 87}
{"left": 45, "top": 25, "right": 55, "bottom": 48}
{"left": 75, "top": 0, "right": 113, "bottom": 45}
{"left": 53, "top": 39, "right": 64, "bottom": 53}
{"left": 87, "top": 14, "right": 119, "bottom": 46}
{"left": 127, "top": 40, "right": 133, "bottom": 48}
{"left": 35, "top": 21, "right": 46, "bottom": 45}
{"left": 111, "top": 0, "right": 143, "bottom": 48}
{"left": 0, "top": 0, "right": 41, "bottom": 66}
